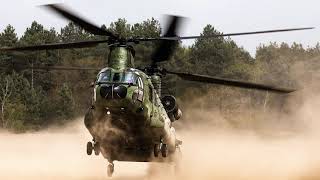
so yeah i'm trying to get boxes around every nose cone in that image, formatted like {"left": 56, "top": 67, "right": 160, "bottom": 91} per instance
{"left": 100, "top": 85, "right": 127, "bottom": 99}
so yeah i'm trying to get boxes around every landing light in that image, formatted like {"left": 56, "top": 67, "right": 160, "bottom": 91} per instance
{"left": 107, "top": 111, "right": 111, "bottom": 115}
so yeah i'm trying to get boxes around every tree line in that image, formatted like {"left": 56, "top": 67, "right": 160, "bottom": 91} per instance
{"left": 0, "top": 18, "right": 319, "bottom": 132}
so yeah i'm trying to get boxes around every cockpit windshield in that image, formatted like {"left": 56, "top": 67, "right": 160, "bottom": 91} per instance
{"left": 122, "top": 72, "right": 137, "bottom": 84}
{"left": 97, "top": 70, "right": 139, "bottom": 85}
{"left": 97, "top": 71, "right": 111, "bottom": 82}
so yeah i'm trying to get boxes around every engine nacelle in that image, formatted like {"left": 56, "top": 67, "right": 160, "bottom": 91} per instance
{"left": 161, "top": 95, "right": 182, "bottom": 122}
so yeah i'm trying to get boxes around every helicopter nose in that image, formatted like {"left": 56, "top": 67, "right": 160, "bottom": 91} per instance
{"left": 100, "top": 85, "right": 127, "bottom": 99}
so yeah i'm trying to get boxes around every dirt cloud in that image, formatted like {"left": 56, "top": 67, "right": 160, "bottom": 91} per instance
{"left": 2, "top": 99, "right": 320, "bottom": 180}
{"left": 2, "top": 61, "right": 320, "bottom": 179}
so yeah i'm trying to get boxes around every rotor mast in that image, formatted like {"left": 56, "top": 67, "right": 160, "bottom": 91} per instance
{"left": 108, "top": 45, "right": 135, "bottom": 70}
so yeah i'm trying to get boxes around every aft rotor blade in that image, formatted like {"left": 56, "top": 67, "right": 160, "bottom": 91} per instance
{"left": 43, "top": 4, "right": 118, "bottom": 38}
{"left": 166, "top": 71, "right": 296, "bottom": 93}
{"left": 135, "top": 27, "right": 314, "bottom": 41}
{"left": 151, "top": 15, "right": 185, "bottom": 63}
{"left": 0, "top": 39, "right": 108, "bottom": 51}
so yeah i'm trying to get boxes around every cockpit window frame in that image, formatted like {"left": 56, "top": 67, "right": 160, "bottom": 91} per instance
{"left": 122, "top": 71, "right": 138, "bottom": 85}
{"left": 97, "top": 70, "right": 112, "bottom": 83}
{"left": 137, "top": 77, "right": 143, "bottom": 89}
{"left": 96, "top": 70, "right": 142, "bottom": 86}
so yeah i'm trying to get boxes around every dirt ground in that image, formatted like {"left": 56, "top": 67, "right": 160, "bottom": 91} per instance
{"left": 1, "top": 115, "right": 320, "bottom": 180}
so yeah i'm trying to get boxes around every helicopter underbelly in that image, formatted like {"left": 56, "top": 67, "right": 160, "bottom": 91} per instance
{"left": 84, "top": 108, "right": 176, "bottom": 162}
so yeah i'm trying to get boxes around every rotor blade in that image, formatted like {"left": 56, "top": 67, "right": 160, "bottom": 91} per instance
{"left": 31, "top": 66, "right": 101, "bottom": 71}
{"left": 151, "top": 15, "right": 185, "bottom": 63}
{"left": 135, "top": 27, "right": 314, "bottom": 41}
{"left": 0, "top": 39, "right": 108, "bottom": 51}
{"left": 166, "top": 70, "right": 296, "bottom": 93}
{"left": 0, "top": 65, "right": 101, "bottom": 71}
{"left": 43, "top": 4, "right": 118, "bottom": 38}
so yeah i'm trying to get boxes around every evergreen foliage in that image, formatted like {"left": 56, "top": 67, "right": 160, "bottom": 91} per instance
{"left": 0, "top": 19, "right": 317, "bottom": 132}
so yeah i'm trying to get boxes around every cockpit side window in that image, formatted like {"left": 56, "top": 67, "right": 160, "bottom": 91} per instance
{"left": 136, "top": 77, "right": 143, "bottom": 89}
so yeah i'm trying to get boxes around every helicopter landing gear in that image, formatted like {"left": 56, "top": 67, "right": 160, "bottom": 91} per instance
{"left": 160, "top": 143, "right": 168, "bottom": 157}
{"left": 154, "top": 139, "right": 168, "bottom": 158}
{"left": 154, "top": 144, "right": 160, "bottom": 157}
{"left": 87, "top": 142, "right": 93, "bottom": 155}
{"left": 107, "top": 162, "right": 114, "bottom": 177}
{"left": 87, "top": 140, "right": 100, "bottom": 156}
{"left": 94, "top": 142, "right": 100, "bottom": 156}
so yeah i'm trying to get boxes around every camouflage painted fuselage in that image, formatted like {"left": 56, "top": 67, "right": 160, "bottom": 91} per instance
{"left": 84, "top": 46, "right": 177, "bottom": 162}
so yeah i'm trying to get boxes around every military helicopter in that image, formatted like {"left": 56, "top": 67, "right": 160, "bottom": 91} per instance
{"left": 0, "top": 4, "right": 313, "bottom": 177}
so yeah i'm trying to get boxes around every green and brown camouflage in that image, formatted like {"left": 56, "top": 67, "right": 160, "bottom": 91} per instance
{"left": 84, "top": 45, "right": 179, "bottom": 163}
{"left": 1, "top": 4, "right": 303, "bottom": 175}
{"left": 108, "top": 46, "right": 135, "bottom": 70}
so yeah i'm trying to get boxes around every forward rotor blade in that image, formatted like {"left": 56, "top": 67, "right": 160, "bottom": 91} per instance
{"left": 43, "top": 4, "right": 118, "bottom": 38}
{"left": 0, "top": 39, "right": 108, "bottom": 51}
{"left": 0, "top": 65, "right": 101, "bottom": 71}
{"left": 136, "top": 27, "right": 314, "bottom": 41}
{"left": 166, "top": 70, "right": 296, "bottom": 93}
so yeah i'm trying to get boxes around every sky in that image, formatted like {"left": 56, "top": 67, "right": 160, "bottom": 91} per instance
{"left": 0, "top": 0, "right": 319, "bottom": 56}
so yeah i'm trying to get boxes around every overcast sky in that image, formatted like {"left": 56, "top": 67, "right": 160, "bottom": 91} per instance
{"left": 0, "top": 0, "right": 319, "bottom": 55}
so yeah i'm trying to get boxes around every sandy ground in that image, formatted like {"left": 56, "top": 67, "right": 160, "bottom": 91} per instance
{"left": 1, "top": 117, "right": 320, "bottom": 180}
{"left": 0, "top": 120, "right": 153, "bottom": 180}
{"left": 2, "top": 82, "right": 320, "bottom": 180}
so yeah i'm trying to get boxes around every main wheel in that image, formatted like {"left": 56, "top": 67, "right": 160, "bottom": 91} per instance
{"left": 107, "top": 163, "right": 114, "bottom": 177}
{"left": 154, "top": 144, "right": 160, "bottom": 157}
{"left": 94, "top": 142, "right": 100, "bottom": 156}
{"left": 87, "top": 142, "right": 93, "bottom": 155}
{"left": 161, "top": 144, "right": 168, "bottom": 157}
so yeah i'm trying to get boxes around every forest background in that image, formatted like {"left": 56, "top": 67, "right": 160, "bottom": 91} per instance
{"left": 0, "top": 18, "right": 318, "bottom": 132}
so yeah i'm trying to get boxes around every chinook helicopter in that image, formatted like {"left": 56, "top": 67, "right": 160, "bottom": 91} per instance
{"left": 0, "top": 4, "right": 314, "bottom": 177}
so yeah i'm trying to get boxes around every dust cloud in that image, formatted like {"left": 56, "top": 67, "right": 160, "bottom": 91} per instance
{"left": 2, "top": 71, "right": 320, "bottom": 179}
{"left": 0, "top": 119, "right": 151, "bottom": 180}
{"left": 1, "top": 98, "right": 320, "bottom": 180}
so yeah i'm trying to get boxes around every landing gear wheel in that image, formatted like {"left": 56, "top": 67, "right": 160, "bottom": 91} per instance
{"left": 154, "top": 144, "right": 160, "bottom": 157}
{"left": 107, "top": 163, "right": 114, "bottom": 177}
{"left": 94, "top": 142, "right": 100, "bottom": 156}
{"left": 160, "top": 144, "right": 168, "bottom": 157}
{"left": 87, "top": 142, "right": 93, "bottom": 155}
